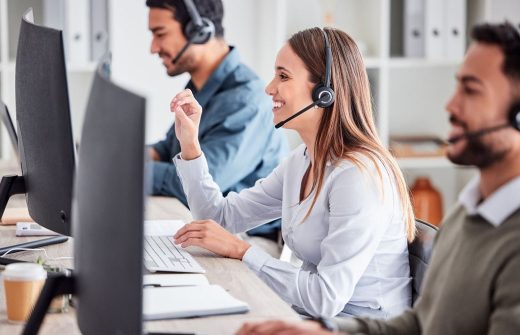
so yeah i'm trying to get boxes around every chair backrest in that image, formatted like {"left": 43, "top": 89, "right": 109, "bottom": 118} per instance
{"left": 408, "top": 219, "right": 438, "bottom": 304}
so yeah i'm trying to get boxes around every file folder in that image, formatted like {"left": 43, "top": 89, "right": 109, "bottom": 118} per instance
{"left": 444, "top": 0, "right": 466, "bottom": 61}
{"left": 65, "top": 0, "right": 90, "bottom": 64}
{"left": 404, "top": 0, "right": 425, "bottom": 57}
{"left": 90, "top": 0, "right": 109, "bottom": 61}
{"left": 425, "top": 0, "right": 444, "bottom": 60}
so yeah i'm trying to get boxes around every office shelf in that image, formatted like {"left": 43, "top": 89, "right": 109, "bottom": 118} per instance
{"left": 67, "top": 62, "right": 98, "bottom": 73}
{"left": 397, "top": 156, "right": 455, "bottom": 169}
{"left": 388, "top": 58, "right": 461, "bottom": 68}
{"left": 364, "top": 57, "right": 381, "bottom": 69}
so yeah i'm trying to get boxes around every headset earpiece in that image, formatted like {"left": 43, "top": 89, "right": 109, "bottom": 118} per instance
{"left": 181, "top": 0, "right": 215, "bottom": 45}
{"left": 312, "top": 84, "right": 335, "bottom": 108}
{"left": 184, "top": 17, "right": 215, "bottom": 44}
{"left": 169, "top": 0, "right": 215, "bottom": 64}
{"left": 508, "top": 102, "right": 520, "bottom": 131}
{"left": 312, "top": 29, "right": 335, "bottom": 109}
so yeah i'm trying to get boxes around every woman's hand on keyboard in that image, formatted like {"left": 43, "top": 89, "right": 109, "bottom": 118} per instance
{"left": 174, "top": 220, "right": 251, "bottom": 260}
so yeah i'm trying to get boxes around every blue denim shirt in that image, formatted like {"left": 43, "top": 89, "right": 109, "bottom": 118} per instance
{"left": 151, "top": 47, "right": 288, "bottom": 236}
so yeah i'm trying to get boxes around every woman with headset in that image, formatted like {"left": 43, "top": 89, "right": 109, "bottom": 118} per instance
{"left": 171, "top": 27, "right": 415, "bottom": 319}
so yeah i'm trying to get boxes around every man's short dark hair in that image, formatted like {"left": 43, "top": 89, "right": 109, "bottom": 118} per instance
{"left": 146, "top": 0, "right": 224, "bottom": 38}
{"left": 471, "top": 21, "right": 520, "bottom": 83}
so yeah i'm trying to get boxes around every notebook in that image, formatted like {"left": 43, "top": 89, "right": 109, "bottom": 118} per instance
{"left": 143, "top": 273, "right": 209, "bottom": 287}
{"left": 143, "top": 284, "right": 249, "bottom": 320}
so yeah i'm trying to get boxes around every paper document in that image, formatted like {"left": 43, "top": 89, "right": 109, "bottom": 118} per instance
{"left": 144, "top": 220, "right": 185, "bottom": 236}
{"left": 16, "top": 222, "right": 59, "bottom": 236}
{"left": 143, "top": 284, "right": 249, "bottom": 320}
{"left": 143, "top": 273, "right": 209, "bottom": 287}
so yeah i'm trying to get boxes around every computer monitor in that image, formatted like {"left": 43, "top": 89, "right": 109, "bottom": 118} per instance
{"left": 13, "top": 8, "right": 75, "bottom": 236}
{"left": 72, "top": 65, "right": 146, "bottom": 334}
{"left": 23, "top": 65, "right": 147, "bottom": 335}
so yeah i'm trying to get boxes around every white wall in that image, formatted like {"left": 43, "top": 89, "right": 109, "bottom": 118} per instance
{"left": 109, "top": 0, "right": 288, "bottom": 145}
{"left": 109, "top": 0, "right": 187, "bottom": 144}
{"left": 486, "top": 0, "right": 520, "bottom": 23}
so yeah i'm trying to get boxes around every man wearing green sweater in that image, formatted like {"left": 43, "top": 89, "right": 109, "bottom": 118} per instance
{"left": 235, "top": 21, "right": 520, "bottom": 335}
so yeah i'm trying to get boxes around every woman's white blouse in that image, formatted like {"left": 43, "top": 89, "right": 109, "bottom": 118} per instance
{"left": 174, "top": 144, "right": 411, "bottom": 318}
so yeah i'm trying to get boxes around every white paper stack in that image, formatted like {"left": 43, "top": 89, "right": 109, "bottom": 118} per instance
{"left": 143, "top": 284, "right": 249, "bottom": 320}
{"left": 143, "top": 273, "right": 209, "bottom": 287}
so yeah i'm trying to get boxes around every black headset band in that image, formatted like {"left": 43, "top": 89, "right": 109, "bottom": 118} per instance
{"left": 321, "top": 28, "right": 332, "bottom": 89}
{"left": 182, "top": 0, "right": 203, "bottom": 27}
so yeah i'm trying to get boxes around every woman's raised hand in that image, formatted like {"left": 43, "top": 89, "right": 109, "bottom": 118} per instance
{"left": 170, "top": 89, "right": 203, "bottom": 160}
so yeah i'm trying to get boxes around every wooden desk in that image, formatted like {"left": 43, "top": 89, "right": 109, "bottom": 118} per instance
{"left": 0, "top": 196, "right": 299, "bottom": 334}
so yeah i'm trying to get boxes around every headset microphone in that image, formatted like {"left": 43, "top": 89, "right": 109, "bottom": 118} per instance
{"left": 275, "top": 101, "right": 319, "bottom": 129}
{"left": 274, "top": 28, "right": 335, "bottom": 129}
{"left": 447, "top": 102, "right": 520, "bottom": 143}
{"left": 169, "top": 0, "right": 215, "bottom": 64}
{"left": 172, "top": 42, "right": 192, "bottom": 64}
{"left": 447, "top": 123, "right": 510, "bottom": 144}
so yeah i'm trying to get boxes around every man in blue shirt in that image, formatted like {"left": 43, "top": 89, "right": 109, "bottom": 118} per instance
{"left": 146, "top": 0, "right": 288, "bottom": 240}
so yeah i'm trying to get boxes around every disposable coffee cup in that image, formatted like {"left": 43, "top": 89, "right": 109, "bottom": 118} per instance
{"left": 2, "top": 263, "right": 47, "bottom": 323}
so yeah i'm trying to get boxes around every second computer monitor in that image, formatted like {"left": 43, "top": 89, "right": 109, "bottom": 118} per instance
{"left": 72, "top": 66, "right": 146, "bottom": 334}
{"left": 15, "top": 9, "right": 75, "bottom": 235}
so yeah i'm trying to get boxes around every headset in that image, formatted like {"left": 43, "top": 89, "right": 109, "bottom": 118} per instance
{"left": 509, "top": 102, "right": 520, "bottom": 132}
{"left": 168, "top": 0, "right": 215, "bottom": 64}
{"left": 312, "top": 29, "right": 336, "bottom": 109}
{"left": 509, "top": 22, "right": 520, "bottom": 131}
{"left": 275, "top": 28, "right": 336, "bottom": 129}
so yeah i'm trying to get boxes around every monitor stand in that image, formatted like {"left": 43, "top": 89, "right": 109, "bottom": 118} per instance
{"left": 23, "top": 272, "right": 75, "bottom": 335}
{"left": 22, "top": 273, "right": 190, "bottom": 335}
{"left": 0, "top": 175, "right": 26, "bottom": 218}
{"left": 0, "top": 175, "right": 68, "bottom": 264}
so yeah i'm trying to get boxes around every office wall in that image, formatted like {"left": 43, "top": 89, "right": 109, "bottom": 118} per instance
{"left": 108, "top": 0, "right": 286, "bottom": 145}
{"left": 109, "top": 0, "right": 187, "bottom": 144}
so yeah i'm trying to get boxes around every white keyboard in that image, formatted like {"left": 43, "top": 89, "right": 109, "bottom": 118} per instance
{"left": 144, "top": 236, "right": 205, "bottom": 273}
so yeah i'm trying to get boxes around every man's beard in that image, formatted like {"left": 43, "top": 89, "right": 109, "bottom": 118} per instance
{"left": 164, "top": 52, "right": 192, "bottom": 77}
{"left": 167, "top": 64, "right": 187, "bottom": 77}
{"left": 447, "top": 136, "right": 509, "bottom": 168}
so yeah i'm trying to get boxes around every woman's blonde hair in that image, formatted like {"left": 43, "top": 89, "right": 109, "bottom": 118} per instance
{"left": 289, "top": 27, "right": 415, "bottom": 241}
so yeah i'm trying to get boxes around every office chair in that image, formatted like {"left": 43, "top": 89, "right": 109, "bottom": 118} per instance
{"left": 409, "top": 218, "right": 438, "bottom": 305}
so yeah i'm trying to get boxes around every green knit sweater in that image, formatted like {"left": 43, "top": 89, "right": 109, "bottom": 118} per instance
{"left": 338, "top": 204, "right": 520, "bottom": 335}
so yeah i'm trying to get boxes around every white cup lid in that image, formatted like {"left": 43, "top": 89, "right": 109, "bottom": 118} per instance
{"left": 2, "top": 263, "right": 47, "bottom": 281}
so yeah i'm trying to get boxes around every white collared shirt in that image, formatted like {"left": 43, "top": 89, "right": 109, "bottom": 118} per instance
{"left": 174, "top": 144, "right": 411, "bottom": 318}
{"left": 459, "top": 175, "right": 520, "bottom": 226}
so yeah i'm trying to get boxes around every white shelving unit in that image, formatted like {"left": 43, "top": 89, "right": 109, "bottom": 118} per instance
{"left": 0, "top": 0, "right": 97, "bottom": 161}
